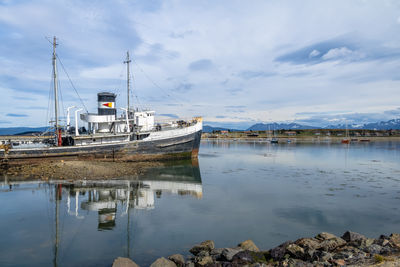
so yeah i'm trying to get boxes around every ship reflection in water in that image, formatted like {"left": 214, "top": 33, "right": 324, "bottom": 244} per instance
{"left": 0, "top": 161, "right": 202, "bottom": 267}
{"left": 65, "top": 167, "right": 202, "bottom": 231}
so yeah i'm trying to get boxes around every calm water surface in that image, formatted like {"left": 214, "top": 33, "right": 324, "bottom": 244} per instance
{"left": 1, "top": 140, "right": 400, "bottom": 266}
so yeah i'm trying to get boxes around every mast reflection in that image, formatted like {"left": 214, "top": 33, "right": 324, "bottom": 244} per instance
{"left": 61, "top": 161, "right": 202, "bottom": 231}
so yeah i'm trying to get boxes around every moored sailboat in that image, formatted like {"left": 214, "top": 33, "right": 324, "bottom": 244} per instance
{"left": 341, "top": 121, "right": 350, "bottom": 144}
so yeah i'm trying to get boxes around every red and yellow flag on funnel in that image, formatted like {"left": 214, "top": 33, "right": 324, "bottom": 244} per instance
{"left": 102, "top": 102, "right": 113, "bottom": 108}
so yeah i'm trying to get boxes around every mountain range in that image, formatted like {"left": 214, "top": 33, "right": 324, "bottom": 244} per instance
{"left": 324, "top": 119, "right": 400, "bottom": 130}
{"left": 204, "top": 118, "right": 400, "bottom": 132}
{"left": 0, "top": 127, "right": 49, "bottom": 136}
{"left": 247, "top": 122, "right": 317, "bottom": 131}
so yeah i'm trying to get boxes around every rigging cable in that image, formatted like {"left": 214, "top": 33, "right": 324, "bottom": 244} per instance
{"left": 46, "top": 72, "right": 53, "bottom": 130}
{"left": 56, "top": 55, "right": 89, "bottom": 113}
{"left": 59, "top": 209, "right": 88, "bottom": 262}
{"left": 131, "top": 58, "right": 187, "bottom": 106}
{"left": 114, "top": 62, "right": 127, "bottom": 110}
{"left": 130, "top": 65, "right": 144, "bottom": 110}
{"left": 57, "top": 77, "right": 66, "bottom": 126}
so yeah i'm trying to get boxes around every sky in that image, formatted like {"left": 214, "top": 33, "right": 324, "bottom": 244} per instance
{"left": 0, "top": 0, "right": 400, "bottom": 129}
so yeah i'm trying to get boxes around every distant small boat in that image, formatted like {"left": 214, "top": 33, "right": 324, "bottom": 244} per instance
{"left": 247, "top": 132, "right": 259, "bottom": 137}
{"left": 341, "top": 121, "right": 350, "bottom": 144}
{"left": 360, "top": 139, "right": 371, "bottom": 142}
{"left": 287, "top": 139, "right": 292, "bottom": 143}
{"left": 271, "top": 138, "right": 278, "bottom": 144}
{"left": 270, "top": 126, "right": 278, "bottom": 143}
{"left": 351, "top": 138, "right": 358, "bottom": 142}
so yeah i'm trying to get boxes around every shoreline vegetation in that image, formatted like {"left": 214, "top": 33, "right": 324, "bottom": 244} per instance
{"left": 202, "top": 135, "right": 400, "bottom": 143}
{"left": 113, "top": 231, "right": 400, "bottom": 267}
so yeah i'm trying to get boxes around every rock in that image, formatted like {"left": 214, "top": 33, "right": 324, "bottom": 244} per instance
{"left": 285, "top": 244, "right": 305, "bottom": 259}
{"left": 195, "top": 255, "right": 213, "bottom": 266}
{"left": 333, "top": 246, "right": 367, "bottom": 264}
{"left": 238, "top": 240, "right": 260, "bottom": 252}
{"left": 389, "top": 233, "right": 400, "bottom": 248}
{"left": 150, "top": 257, "right": 177, "bottom": 267}
{"left": 270, "top": 241, "right": 292, "bottom": 260}
{"left": 333, "top": 259, "right": 346, "bottom": 266}
{"left": 216, "top": 262, "right": 234, "bottom": 267}
{"left": 295, "top": 238, "right": 321, "bottom": 251}
{"left": 319, "top": 238, "right": 346, "bottom": 252}
{"left": 221, "top": 247, "right": 243, "bottom": 261}
{"left": 358, "top": 238, "right": 375, "bottom": 251}
{"left": 315, "top": 232, "right": 338, "bottom": 241}
{"left": 232, "top": 251, "right": 255, "bottom": 264}
{"left": 312, "top": 260, "right": 329, "bottom": 266}
{"left": 333, "top": 250, "right": 353, "bottom": 260}
{"left": 168, "top": 254, "right": 185, "bottom": 267}
{"left": 281, "top": 258, "right": 313, "bottom": 267}
{"left": 203, "top": 263, "right": 223, "bottom": 267}
{"left": 320, "top": 252, "right": 333, "bottom": 262}
{"left": 364, "top": 238, "right": 375, "bottom": 247}
{"left": 364, "top": 244, "right": 383, "bottom": 255}
{"left": 210, "top": 248, "right": 224, "bottom": 256}
{"left": 314, "top": 233, "right": 346, "bottom": 252}
{"left": 231, "top": 250, "right": 267, "bottom": 264}
{"left": 380, "top": 246, "right": 395, "bottom": 255}
{"left": 112, "top": 257, "right": 140, "bottom": 267}
{"left": 184, "top": 261, "right": 195, "bottom": 267}
{"left": 210, "top": 248, "right": 225, "bottom": 261}
{"left": 189, "top": 240, "right": 215, "bottom": 255}
{"left": 250, "top": 264, "right": 269, "bottom": 267}
{"left": 312, "top": 250, "right": 333, "bottom": 262}
{"left": 304, "top": 249, "right": 316, "bottom": 261}
{"left": 197, "top": 250, "right": 210, "bottom": 258}
{"left": 341, "top": 231, "right": 367, "bottom": 243}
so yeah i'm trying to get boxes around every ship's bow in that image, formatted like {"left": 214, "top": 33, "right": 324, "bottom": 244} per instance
{"left": 191, "top": 117, "right": 203, "bottom": 158}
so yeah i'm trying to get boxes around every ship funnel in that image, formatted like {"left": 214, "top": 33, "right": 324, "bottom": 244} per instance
{"left": 98, "top": 92, "right": 116, "bottom": 117}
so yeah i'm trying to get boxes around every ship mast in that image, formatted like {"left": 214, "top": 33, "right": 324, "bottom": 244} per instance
{"left": 124, "top": 51, "right": 132, "bottom": 117}
{"left": 53, "top": 184, "right": 61, "bottom": 267}
{"left": 52, "top": 36, "right": 59, "bottom": 144}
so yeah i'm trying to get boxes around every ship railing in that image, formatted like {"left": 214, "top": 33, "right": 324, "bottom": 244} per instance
{"left": 156, "top": 117, "right": 199, "bottom": 125}
{"left": 152, "top": 117, "right": 201, "bottom": 132}
{"left": 155, "top": 117, "right": 200, "bottom": 125}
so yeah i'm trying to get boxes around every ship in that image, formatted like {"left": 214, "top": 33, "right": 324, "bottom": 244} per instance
{"left": 0, "top": 37, "right": 202, "bottom": 164}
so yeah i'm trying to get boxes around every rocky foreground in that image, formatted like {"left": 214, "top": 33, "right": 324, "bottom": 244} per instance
{"left": 113, "top": 231, "right": 400, "bottom": 267}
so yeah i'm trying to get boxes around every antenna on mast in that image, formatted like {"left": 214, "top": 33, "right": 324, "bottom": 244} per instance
{"left": 52, "top": 36, "right": 61, "bottom": 146}
{"left": 124, "top": 51, "right": 132, "bottom": 117}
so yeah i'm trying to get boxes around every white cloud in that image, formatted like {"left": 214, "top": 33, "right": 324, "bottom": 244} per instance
{"left": 80, "top": 64, "right": 124, "bottom": 80}
{"left": 322, "top": 47, "right": 364, "bottom": 61}
{"left": 309, "top": 49, "right": 320, "bottom": 58}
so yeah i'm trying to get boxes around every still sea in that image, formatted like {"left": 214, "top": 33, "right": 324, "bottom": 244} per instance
{"left": 0, "top": 140, "right": 399, "bottom": 266}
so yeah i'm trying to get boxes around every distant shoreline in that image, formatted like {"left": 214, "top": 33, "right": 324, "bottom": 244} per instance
{"left": 202, "top": 135, "right": 400, "bottom": 143}
{"left": 202, "top": 128, "right": 400, "bottom": 143}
